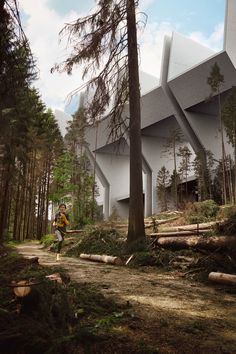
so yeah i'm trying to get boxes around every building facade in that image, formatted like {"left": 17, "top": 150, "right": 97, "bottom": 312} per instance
{"left": 84, "top": 0, "right": 236, "bottom": 219}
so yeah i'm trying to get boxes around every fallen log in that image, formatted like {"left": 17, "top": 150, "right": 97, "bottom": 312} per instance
{"left": 45, "top": 273, "right": 63, "bottom": 284}
{"left": 102, "top": 223, "right": 128, "bottom": 229}
{"left": 158, "top": 216, "right": 180, "bottom": 224}
{"left": 150, "top": 229, "right": 209, "bottom": 238}
{"left": 80, "top": 253, "right": 123, "bottom": 265}
{"left": 145, "top": 224, "right": 156, "bottom": 229}
{"left": 208, "top": 272, "right": 236, "bottom": 285}
{"left": 145, "top": 216, "right": 180, "bottom": 228}
{"left": 171, "top": 255, "right": 195, "bottom": 263}
{"left": 66, "top": 230, "right": 84, "bottom": 234}
{"left": 157, "top": 235, "right": 236, "bottom": 250}
{"left": 169, "top": 255, "right": 196, "bottom": 269}
{"left": 164, "top": 221, "right": 220, "bottom": 232}
{"left": 64, "top": 237, "right": 78, "bottom": 241}
{"left": 125, "top": 254, "right": 134, "bottom": 265}
{"left": 115, "top": 224, "right": 128, "bottom": 229}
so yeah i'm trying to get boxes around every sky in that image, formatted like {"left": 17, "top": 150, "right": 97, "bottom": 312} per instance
{"left": 19, "top": 0, "right": 226, "bottom": 113}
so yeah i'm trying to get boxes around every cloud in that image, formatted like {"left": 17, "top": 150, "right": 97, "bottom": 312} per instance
{"left": 188, "top": 22, "right": 224, "bottom": 51}
{"left": 138, "top": 22, "right": 171, "bottom": 79}
{"left": 20, "top": 0, "right": 224, "bottom": 112}
{"left": 20, "top": 0, "right": 85, "bottom": 111}
{"left": 138, "top": 0, "right": 156, "bottom": 12}
{"left": 138, "top": 20, "right": 224, "bottom": 80}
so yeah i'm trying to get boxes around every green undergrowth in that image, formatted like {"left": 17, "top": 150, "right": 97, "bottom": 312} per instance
{"left": 184, "top": 200, "right": 219, "bottom": 224}
{"left": 216, "top": 205, "right": 236, "bottom": 235}
{"left": 150, "top": 212, "right": 181, "bottom": 220}
{"left": 0, "top": 245, "right": 159, "bottom": 354}
{"left": 65, "top": 226, "right": 125, "bottom": 258}
{"left": 127, "top": 248, "right": 198, "bottom": 268}
{"left": 40, "top": 233, "right": 55, "bottom": 247}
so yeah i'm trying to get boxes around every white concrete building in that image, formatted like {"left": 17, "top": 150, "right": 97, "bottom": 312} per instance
{"left": 84, "top": 0, "right": 236, "bottom": 219}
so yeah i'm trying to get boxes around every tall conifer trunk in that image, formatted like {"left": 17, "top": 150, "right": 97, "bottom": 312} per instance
{"left": 126, "top": 0, "right": 145, "bottom": 249}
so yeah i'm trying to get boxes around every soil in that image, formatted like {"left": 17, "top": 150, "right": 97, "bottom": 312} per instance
{"left": 16, "top": 243, "right": 236, "bottom": 354}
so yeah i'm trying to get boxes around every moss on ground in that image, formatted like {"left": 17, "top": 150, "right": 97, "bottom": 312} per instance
{"left": 0, "top": 245, "right": 160, "bottom": 354}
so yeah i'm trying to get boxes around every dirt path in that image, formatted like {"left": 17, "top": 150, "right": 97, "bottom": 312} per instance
{"left": 16, "top": 243, "right": 236, "bottom": 354}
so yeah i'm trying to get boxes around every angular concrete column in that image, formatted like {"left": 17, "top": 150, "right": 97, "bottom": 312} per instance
{"left": 124, "top": 131, "right": 153, "bottom": 217}
{"left": 84, "top": 146, "right": 110, "bottom": 219}
{"left": 160, "top": 35, "right": 206, "bottom": 155}
{"left": 142, "top": 156, "right": 152, "bottom": 217}
{"left": 224, "top": 0, "right": 236, "bottom": 68}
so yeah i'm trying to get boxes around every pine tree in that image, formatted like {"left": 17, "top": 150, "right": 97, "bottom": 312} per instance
{"left": 207, "top": 62, "right": 226, "bottom": 204}
{"left": 156, "top": 166, "right": 170, "bottom": 212}
{"left": 193, "top": 150, "right": 214, "bottom": 201}
{"left": 0, "top": 1, "right": 63, "bottom": 242}
{"left": 0, "top": 0, "right": 36, "bottom": 240}
{"left": 162, "top": 128, "right": 183, "bottom": 209}
{"left": 222, "top": 86, "right": 236, "bottom": 203}
{"left": 170, "top": 170, "right": 180, "bottom": 209}
{"left": 177, "top": 145, "right": 192, "bottom": 197}
{"left": 53, "top": 0, "right": 146, "bottom": 250}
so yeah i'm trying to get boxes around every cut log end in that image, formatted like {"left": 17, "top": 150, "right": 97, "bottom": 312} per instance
{"left": 208, "top": 272, "right": 236, "bottom": 285}
{"left": 80, "top": 253, "right": 123, "bottom": 265}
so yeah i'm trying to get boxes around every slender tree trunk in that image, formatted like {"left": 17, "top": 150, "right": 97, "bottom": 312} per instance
{"left": 22, "top": 163, "right": 30, "bottom": 240}
{"left": 20, "top": 166, "right": 28, "bottom": 241}
{"left": 15, "top": 176, "right": 22, "bottom": 241}
{"left": 0, "top": 1, "right": 6, "bottom": 25}
{"left": 185, "top": 167, "right": 188, "bottom": 195}
{"left": 91, "top": 122, "right": 98, "bottom": 221}
{"left": 173, "top": 140, "right": 178, "bottom": 208}
{"left": 207, "top": 156, "right": 213, "bottom": 200}
{"left": 7, "top": 188, "right": 12, "bottom": 237}
{"left": 37, "top": 176, "right": 42, "bottom": 238}
{"left": 13, "top": 179, "right": 21, "bottom": 240}
{"left": 17, "top": 176, "right": 25, "bottom": 241}
{"left": 234, "top": 133, "right": 236, "bottom": 204}
{"left": 43, "top": 160, "right": 51, "bottom": 235}
{"left": 0, "top": 162, "right": 11, "bottom": 241}
{"left": 26, "top": 153, "right": 35, "bottom": 238}
{"left": 228, "top": 156, "right": 234, "bottom": 204}
{"left": 218, "top": 93, "right": 227, "bottom": 204}
{"left": 39, "top": 164, "right": 47, "bottom": 238}
{"left": 126, "top": 0, "right": 145, "bottom": 249}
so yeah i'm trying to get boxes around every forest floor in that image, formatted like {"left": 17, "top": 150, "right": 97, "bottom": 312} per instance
{"left": 16, "top": 242, "right": 236, "bottom": 354}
